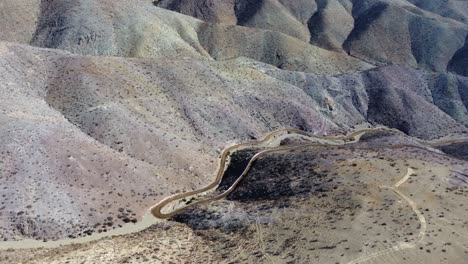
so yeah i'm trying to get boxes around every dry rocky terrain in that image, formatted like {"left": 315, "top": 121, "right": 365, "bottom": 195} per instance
{"left": 0, "top": 0, "right": 467, "bottom": 263}
{"left": 2, "top": 131, "right": 468, "bottom": 263}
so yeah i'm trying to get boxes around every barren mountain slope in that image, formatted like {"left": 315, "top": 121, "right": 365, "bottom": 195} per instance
{"left": 0, "top": 41, "right": 342, "bottom": 241}
{"left": 5, "top": 0, "right": 466, "bottom": 75}
{"left": 0, "top": 0, "right": 467, "bottom": 263}
{"left": 0, "top": 41, "right": 467, "bottom": 242}
{"left": 0, "top": 0, "right": 371, "bottom": 75}
{"left": 253, "top": 62, "right": 468, "bottom": 138}
{"left": 448, "top": 35, "right": 468, "bottom": 77}
{"left": 158, "top": 0, "right": 468, "bottom": 75}
{"left": 0, "top": 0, "right": 40, "bottom": 43}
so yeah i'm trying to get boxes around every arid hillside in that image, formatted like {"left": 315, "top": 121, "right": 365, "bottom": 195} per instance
{"left": 2, "top": 131, "right": 468, "bottom": 263}
{"left": 158, "top": 0, "right": 468, "bottom": 74}
{"left": 0, "top": 0, "right": 467, "bottom": 263}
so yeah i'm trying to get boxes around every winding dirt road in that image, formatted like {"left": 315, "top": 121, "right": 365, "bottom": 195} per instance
{"left": 0, "top": 127, "right": 464, "bottom": 250}
{"left": 150, "top": 127, "right": 389, "bottom": 219}
{"left": 150, "top": 127, "right": 464, "bottom": 219}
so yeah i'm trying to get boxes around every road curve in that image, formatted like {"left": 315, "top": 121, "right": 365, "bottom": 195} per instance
{"left": 151, "top": 126, "right": 468, "bottom": 219}
{"left": 150, "top": 127, "right": 401, "bottom": 219}
{"left": 0, "top": 127, "right": 464, "bottom": 250}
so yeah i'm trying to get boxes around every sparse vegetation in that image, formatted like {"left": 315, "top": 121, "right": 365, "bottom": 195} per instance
{"left": 0, "top": 0, "right": 467, "bottom": 263}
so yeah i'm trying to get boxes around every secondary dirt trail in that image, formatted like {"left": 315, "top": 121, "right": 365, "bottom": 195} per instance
{"left": 346, "top": 168, "right": 427, "bottom": 264}
{"left": 0, "top": 127, "right": 462, "bottom": 250}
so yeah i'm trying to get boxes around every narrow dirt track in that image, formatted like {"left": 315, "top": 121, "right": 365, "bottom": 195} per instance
{"left": 0, "top": 127, "right": 463, "bottom": 250}
{"left": 346, "top": 168, "right": 427, "bottom": 264}
{"left": 150, "top": 127, "right": 388, "bottom": 219}
{"left": 151, "top": 128, "right": 465, "bottom": 219}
